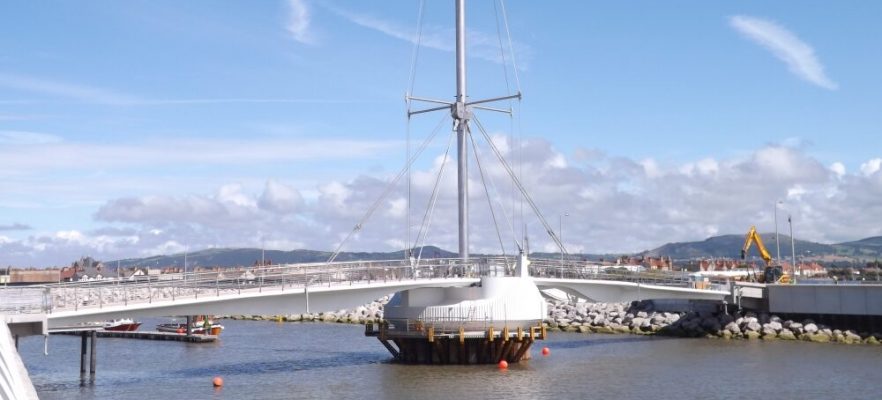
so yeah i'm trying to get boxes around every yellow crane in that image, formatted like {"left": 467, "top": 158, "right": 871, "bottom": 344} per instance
{"left": 740, "top": 226, "right": 790, "bottom": 284}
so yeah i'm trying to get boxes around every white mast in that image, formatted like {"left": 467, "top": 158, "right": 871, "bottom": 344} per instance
{"left": 405, "top": 0, "right": 521, "bottom": 261}
{"left": 455, "top": 0, "right": 469, "bottom": 260}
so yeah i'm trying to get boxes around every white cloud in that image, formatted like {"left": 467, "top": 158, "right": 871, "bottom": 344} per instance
{"left": 4, "top": 138, "right": 882, "bottom": 266}
{"left": 258, "top": 180, "right": 304, "bottom": 214}
{"left": 0, "top": 223, "right": 31, "bottom": 231}
{"left": 0, "top": 72, "right": 141, "bottom": 105}
{"left": 730, "top": 15, "right": 838, "bottom": 90}
{"left": 0, "top": 136, "right": 398, "bottom": 173}
{"left": 829, "top": 162, "right": 846, "bottom": 178}
{"left": 324, "top": 4, "right": 531, "bottom": 67}
{"left": 860, "top": 158, "right": 881, "bottom": 176}
{"left": 0, "top": 130, "right": 63, "bottom": 145}
{"left": 286, "top": 0, "right": 315, "bottom": 45}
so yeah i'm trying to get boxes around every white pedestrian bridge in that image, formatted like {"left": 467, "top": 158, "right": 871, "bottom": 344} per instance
{"left": 2, "top": 257, "right": 729, "bottom": 333}
{"left": 0, "top": 257, "right": 729, "bottom": 400}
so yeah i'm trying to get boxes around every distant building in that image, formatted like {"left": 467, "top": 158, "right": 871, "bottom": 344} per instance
{"left": 71, "top": 256, "right": 105, "bottom": 281}
{"left": 8, "top": 269, "right": 61, "bottom": 284}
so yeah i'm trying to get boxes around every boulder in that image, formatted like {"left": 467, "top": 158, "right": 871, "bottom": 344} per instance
{"left": 807, "top": 333, "right": 831, "bottom": 343}
{"left": 803, "top": 323, "right": 818, "bottom": 334}
{"left": 725, "top": 322, "right": 741, "bottom": 334}
{"left": 844, "top": 331, "right": 862, "bottom": 344}
{"left": 778, "top": 329, "right": 797, "bottom": 340}
{"left": 631, "top": 317, "right": 646, "bottom": 329}
{"left": 594, "top": 326, "right": 615, "bottom": 334}
{"left": 746, "top": 320, "right": 761, "bottom": 332}
{"left": 745, "top": 331, "right": 761, "bottom": 340}
{"left": 761, "top": 327, "right": 778, "bottom": 339}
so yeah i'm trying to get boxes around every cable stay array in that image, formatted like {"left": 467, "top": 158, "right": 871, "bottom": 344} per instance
{"left": 328, "top": 0, "right": 569, "bottom": 267}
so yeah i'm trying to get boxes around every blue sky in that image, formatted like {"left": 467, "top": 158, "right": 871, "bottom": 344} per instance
{"left": 2, "top": 1, "right": 881, "bottom": 266}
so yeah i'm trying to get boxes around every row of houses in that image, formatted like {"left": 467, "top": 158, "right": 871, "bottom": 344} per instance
{"left": 1, "top": 257, "right": 279, "bottom": 285}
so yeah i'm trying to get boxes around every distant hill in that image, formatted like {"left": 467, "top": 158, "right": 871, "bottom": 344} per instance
{"left": 645, "top": 234, "right": 882, "bottom": 261}
{"left": 105, "top": 234, "right": 882, "bottom": 270}
{"left": 108, "top": 246, "right": 457, "bottom": 269}
{"left": 833, "top": 236, "right": 882, "bottom": 259}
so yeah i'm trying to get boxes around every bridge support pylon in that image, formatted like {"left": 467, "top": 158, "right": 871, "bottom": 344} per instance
{"left": 366, "top": 321, "right": 545, "bottom": 364}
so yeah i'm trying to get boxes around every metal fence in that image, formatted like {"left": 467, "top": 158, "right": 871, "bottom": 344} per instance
{"left": 0, "top": 287, "right": 49, "bottom": 314}
{"left": 1, "top": 257, "right": 720, "bottom": 316}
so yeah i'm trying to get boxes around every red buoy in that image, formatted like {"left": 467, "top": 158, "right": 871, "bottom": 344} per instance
{"left": 498, "top": 360, "right": 508, "bottom": 369}
{"left": 213, "top": 376, "right": 224, "bottom": 387}
{"left": 176, "top": 327, "right": 185, "bottom": 334}
{"left": 541, "top": 347, "right": 550, "bottom": 356}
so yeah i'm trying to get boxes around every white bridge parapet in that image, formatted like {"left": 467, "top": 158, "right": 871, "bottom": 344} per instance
{"left": 2, "top": 257, "right": 733, "bottom": 333}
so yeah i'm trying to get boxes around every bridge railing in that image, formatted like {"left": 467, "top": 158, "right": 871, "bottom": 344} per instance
{"left": 0, "top": 287, "right": 50, "bottom": 314}
{"left": 529, "top": 259, "right": 686, "bottom": 283}
{"left": 40, "top": 257, "right": 516, "bottom": 313}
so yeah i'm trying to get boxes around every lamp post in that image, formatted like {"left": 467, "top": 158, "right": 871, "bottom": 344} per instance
{"left": 559, "top": 212, "right": 569, "bottom": 267}
{"left": 788, "top": 215, "right": 797, "bottom": 282}
{"left": 774, "top": 200, "right": 783, "bottom": 263}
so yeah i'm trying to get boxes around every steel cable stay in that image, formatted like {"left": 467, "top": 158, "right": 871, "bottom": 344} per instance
{"left": 414, "top": 131, "right": 456, "bottom": 269}
{"left": 405, "top": 0, "right": 427, "bottom": 261}
{"left": 498, "top": 0, "right": 522, "bottom": 94}
{"left": 472, "top": 114, "right": 568, "bottom": 257}
{"left": 327, "top": 114, "right": 449, "bottom": 264}
{"left": 467, "top": 126, "right": 516, "bottom": 263}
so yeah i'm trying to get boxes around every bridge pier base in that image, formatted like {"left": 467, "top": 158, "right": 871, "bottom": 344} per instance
{"left": 367, "top": 321, "right": 545, "bottom": 365}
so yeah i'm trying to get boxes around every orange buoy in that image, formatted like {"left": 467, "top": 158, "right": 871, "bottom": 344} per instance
{"left": 541, "top": 347, "right": 550, "bottom": 356}
{"left": 212, "top": 376, "right": 224, "bottom": 387}
{"left": 498, "top": 360, "right": 508, "bottom": 369}
{"left": 176, "top": 327, "right": 185, "bottom": 334}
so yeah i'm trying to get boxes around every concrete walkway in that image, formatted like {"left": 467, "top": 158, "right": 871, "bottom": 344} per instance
{"left": 0, "top": 320, "right": 38, "bottom": 400}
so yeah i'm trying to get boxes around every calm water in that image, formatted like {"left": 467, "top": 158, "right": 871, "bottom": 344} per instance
{"left": 19, "top": 318, "right": 882, "bottom": 399}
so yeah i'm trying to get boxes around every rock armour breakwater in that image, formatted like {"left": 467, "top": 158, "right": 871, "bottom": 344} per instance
{"left": 545, "top": 300, "right": 882, "bottom": 345}
{"left": 221, "top": 297, "right": 882, "bottom": 345}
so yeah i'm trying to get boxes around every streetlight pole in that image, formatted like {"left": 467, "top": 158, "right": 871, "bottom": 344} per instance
{"left": 788, "top": 215, "right": 797, "bottom": 282}
{"left": 774, "top": 200, "right": 782, "bottom": 263}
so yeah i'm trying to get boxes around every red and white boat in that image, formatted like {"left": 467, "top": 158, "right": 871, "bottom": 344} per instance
{"left": 103, "top": 318, "right": 142, "bottom": 331}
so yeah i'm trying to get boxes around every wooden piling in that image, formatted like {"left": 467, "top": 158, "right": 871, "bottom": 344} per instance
{"left": 79, "top": 333, "right": 87, "bottom": 381}
{"left": 89, "top": 330, "right": 97, "bottom": 379}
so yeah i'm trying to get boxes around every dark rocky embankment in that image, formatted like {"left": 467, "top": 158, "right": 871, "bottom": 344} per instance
{"left": 222, "top": 297, "right": 882, "bottom": 345}
{"left": 545, "top": 300, "right": 882, "bottom": 345}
